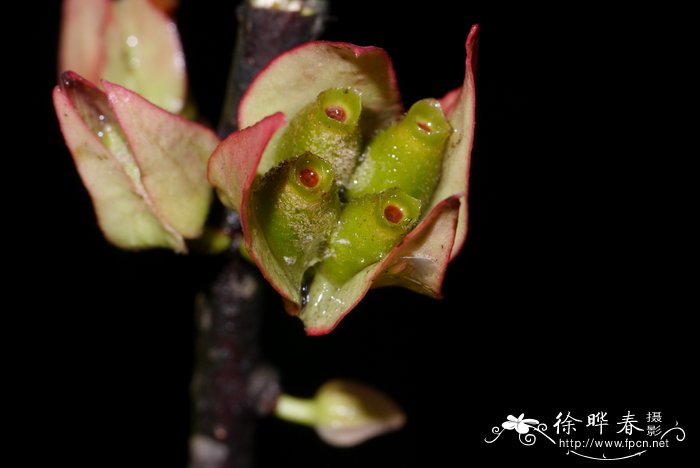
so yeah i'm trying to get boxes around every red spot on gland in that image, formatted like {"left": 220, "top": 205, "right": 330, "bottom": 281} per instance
{"left": 325, "top": 106, "right": 347, "bottom": 122}
{"left": 384, "top": 205, "right": 404, "bottom": 224}
{"left": 417, "top": 121, "right": 432, "bottom": 133}
{"left": 299, "top": 168, "right": 319, "bottom": 188}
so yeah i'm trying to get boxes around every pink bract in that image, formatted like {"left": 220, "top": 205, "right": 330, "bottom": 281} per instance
{"left": 54, "top": 72, "right": 219, "bottom": 252}
{"left": 209, "top": 25, "right": 479, "bottom": 334}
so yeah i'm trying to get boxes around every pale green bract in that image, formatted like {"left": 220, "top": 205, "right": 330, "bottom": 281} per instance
{"left": 209, "top": 26, "right": 478, "bottom": 334}
{"left": 54, "top": 73, "right": 219, "bottom": 253}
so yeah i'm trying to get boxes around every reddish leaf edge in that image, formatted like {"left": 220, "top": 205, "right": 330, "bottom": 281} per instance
{"left": 446, "top": 24, "right": 479, "bottom": 260}
{"left": 207, "top": 113, "right": 293, "bottom": 301}
{"left": 207, "top": 113, "right": 286, "bottom": 211}
{"left": 238, "top": 40, "right": 402, "bottom": 130}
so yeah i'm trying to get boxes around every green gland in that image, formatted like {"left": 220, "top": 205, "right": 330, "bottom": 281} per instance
{"left": 273, "top": 88, "right": 363, "bottom": 185}
{"left": 346, "top": 98, "right": 452, "bottom": 206}
{"left": 256, "top": 94, "right": 453, "bottom": 289}
{"left": 253, "top": 153, "right": 341, "bottom": 278}
{"left": 320, "top": 188, "right": 421, "bottom": 285}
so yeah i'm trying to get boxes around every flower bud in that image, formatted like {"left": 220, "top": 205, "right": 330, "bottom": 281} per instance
{"left": 273, "top": 88, "right": 363, "bottom": 185}
{"left": 253, "top": 153, "right": 341, "bottom": 280}
{"left": 320, "top": 188, "right": 421, "bottom": 284}
{"left": 274, "top": 379, "right": 405, "bottom": 447}
{"left": 347, "top": 98, "right": 452, "bottom": 206}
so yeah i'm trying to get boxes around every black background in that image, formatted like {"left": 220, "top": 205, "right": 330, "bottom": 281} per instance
{"left": 13, "top": 1, "right": 693, "bottom": 466}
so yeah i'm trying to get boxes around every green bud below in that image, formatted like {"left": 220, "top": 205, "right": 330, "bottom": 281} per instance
{"left": 273, "top": 88, "right": 363, "bottom": 185}
{"left": 346, "top": 98, "right": 452, "bottom": 206}
{"left": 320, "top": 188, "right": 421, "bottom": 285}
{"left": 274, "top": 379, "right": 406, "bottom": 447}
{"left": 253, "top": 153, "right": 341, "bottom": 281}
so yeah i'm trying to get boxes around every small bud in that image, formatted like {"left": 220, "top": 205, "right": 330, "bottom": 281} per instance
{"left": 320, "top": 188, "right": 421, "bottom": 284}
{"left": 253, "top": 153, "right": 341, "bottom": 282}
{"left": 346, "top": 98, "right": 452, "bottom": 206}
{"left": 274, "top": 379, "right": 405, "bottom": 447}
{"left": 273, "top": 88, "right": 363, "bottom": 185}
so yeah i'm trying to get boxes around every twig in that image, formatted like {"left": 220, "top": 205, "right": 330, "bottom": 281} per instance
{"left": 218, "top": 0, "right": 327, "bottom": 138}
{"left": 190, "top": 253, "right": 277, "bottom": 468}
{"left": 190, "top": 2, "right": 327, "bottom": 467}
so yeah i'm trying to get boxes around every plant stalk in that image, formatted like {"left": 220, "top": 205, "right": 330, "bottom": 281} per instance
{"left": 218, "top": 0, "right": 327, "bottom": 137}
{"left": 190, "top": 2, "right": 327, "bottom": 467}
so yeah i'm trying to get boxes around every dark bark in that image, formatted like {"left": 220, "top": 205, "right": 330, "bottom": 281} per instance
{"left": 190, "top": 251, "right": 279, "bottom": 468}
{"left": 218, "top": 1, "right": 327, "bottom": 138}
{"left": 191, "top": 2, "right": 327, "bottom": 467}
